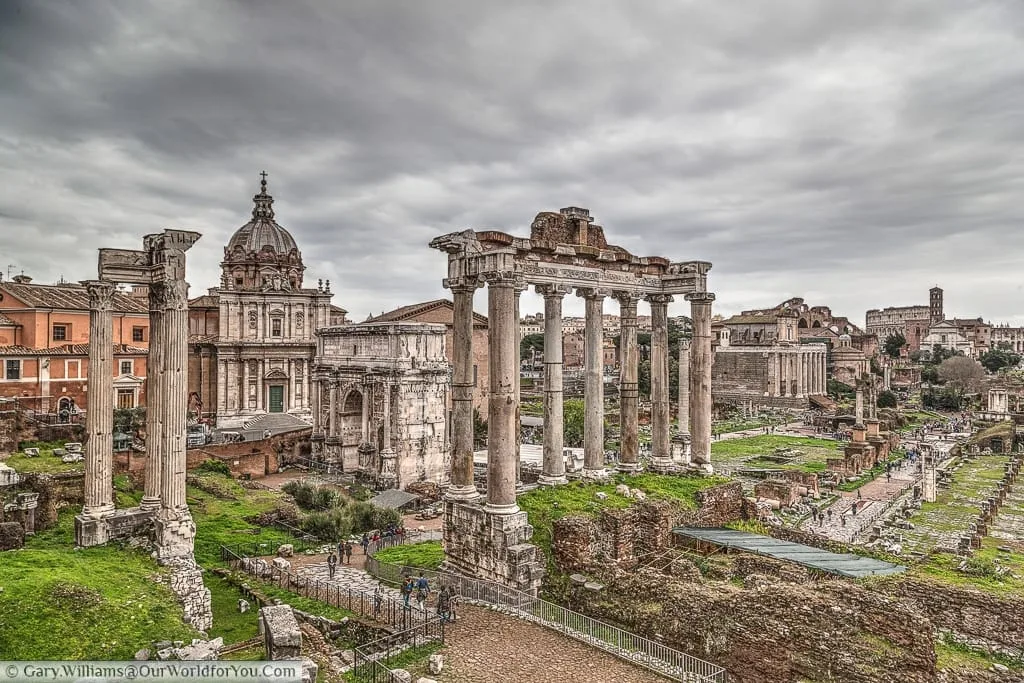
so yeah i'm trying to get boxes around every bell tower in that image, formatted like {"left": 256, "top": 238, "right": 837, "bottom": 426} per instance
{"left": 929, "top": 286, "right": 943, "bottom": 324}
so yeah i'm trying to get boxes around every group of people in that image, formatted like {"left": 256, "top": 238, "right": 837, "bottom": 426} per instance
{"left": 400, "top": 573, "right": 431, "bottom": 609}
{"left": 326, "top": 540, "right": 355, "bottom": 578}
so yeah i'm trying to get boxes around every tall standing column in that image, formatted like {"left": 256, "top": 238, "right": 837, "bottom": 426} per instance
{"left": 82, "top": 280, "right": 117, "bottom": 517}
{"left": 513, "top": 280, "right": 526, "bottom": 492}
{"left": 615, "top": 292, "right": 642, "bottom": 473}
{"left": 687, "top": 292, "right": 715, "bottom": 471}
{"left": 141, "top": 297, "right": 163, "bottom": 511}
{"left": 538, "top": 284, "right": 570, "bottom": 485}
{"left": 579, "top": 288, "right": 607, "bottom": 479}
{"left": 327, "top": 379, "right": 338, "bottom": 438}
{"left": 311, "top": 373, "right": 323, "bottom": 433}
{"left": 485, "top": 276, "right": 519, "bottom": 513}
{"left": 159, "top": 279, "right": 190, "bottom": 513}
{"left": 446, "top": 279, "right": 480, "bottom": 500}
{"left": 648, "top": 294, "right": 674, "bottom": 471}
{"left": 677, "top": 338, "right": 691, "bottom": 434}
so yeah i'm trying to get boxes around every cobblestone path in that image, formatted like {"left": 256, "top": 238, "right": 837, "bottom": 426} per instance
{"left": 431, "top": 605, "right": 668, "bottom": 683}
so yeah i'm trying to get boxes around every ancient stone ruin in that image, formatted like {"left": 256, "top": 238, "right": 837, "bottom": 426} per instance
{"left": 430, "top": 206, "right": 714, "bottom": 592}
{"left": 73, "top": 229, "right": 212, "bottom": 631}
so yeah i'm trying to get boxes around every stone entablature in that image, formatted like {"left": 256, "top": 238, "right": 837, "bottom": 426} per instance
{"left": 311, "top": 322, "right": 450, "bottom": 489}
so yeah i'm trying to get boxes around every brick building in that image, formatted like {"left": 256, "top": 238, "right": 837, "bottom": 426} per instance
{"left": 0, "top": 277, "right": 150, "bottom": 414}
{"left": 865, "top": 286, "right": 943, "bottom": 352}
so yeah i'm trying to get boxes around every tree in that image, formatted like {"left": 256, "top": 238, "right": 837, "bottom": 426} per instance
{"left": 472, "top": 408, "right": 488, "bottom": 447}
{"left": 563, "top": 398, "right": 585, "bottom": 447}
{"left": 979, "top": 347, "right": 1022, "bottom": 373}
{"left": 883, "top": 332, "right": 906, "bottom": 359}
{"left": 937, "top": 356, "right": 985, "bottom": 408}
{"left": 520, "top": 333, "right": 544, "bottom": 361}
{"left": 877, "top": 390, "right": 898, "bottom": 408}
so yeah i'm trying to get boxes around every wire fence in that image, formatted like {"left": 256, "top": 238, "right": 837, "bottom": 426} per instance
{"left": 365, "top": 556, "right": 727, "bottom": 683}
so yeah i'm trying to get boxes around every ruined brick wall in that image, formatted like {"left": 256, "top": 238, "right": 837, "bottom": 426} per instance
{"left": 18, "top": 472, "right": 84, "bottom": 530}
{"left": 689, "top": 481, "right": 749, "bottom": 526}
{"left": 572, "top": 569, "right": 936, "bottom": 683}
{"left": 754, "top": 479, "right": 798, "bottom": 506}
{"left": 711, "top": 350, "right": 769, "bottom": 395}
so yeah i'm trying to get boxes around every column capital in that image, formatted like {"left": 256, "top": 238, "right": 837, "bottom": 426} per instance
{"left": 679, "top": 337, "right": 691, "bottom": 350}
{"left": 612, "top": 291, "right": 644, "bottom": 307}
{"left": 151, "top": 279, "right": 190, "bottom": 311}
{"left": 685, "top": 291, "right": 716, "bottom": 304}
{"left": 479, "top": 270, "right": 518, "bottom": 287}
{"left": 536, "top": 283, "right": 572, "bottom": 299}
{"left": 575, "top": 287, "right": 609, "bottom": 301}
{"left": 443, "top": 276, "right": 482, "bottom": 292}
{"left": 81, "top": 280, "right": 118, "bottom": 310}
{"left": 645, "top": 293, "right": 674, "bottom": 306}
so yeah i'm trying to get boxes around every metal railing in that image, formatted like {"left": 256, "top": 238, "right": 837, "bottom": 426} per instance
{"left": 365, "top": 555, "right": 727, "bottom": 682}
{"left": 351, "top": 619, "right": 445, "bottom": 682}
{"left": 220, "top": 543, "right": 444, "bottom": 635}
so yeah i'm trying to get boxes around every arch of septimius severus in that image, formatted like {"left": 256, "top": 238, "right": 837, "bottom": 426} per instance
{"left": 430, "top": 206, "right": 714, "bottom": 593}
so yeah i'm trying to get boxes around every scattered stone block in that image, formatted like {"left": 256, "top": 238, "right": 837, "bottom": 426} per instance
{"left": 238, "top": 598, "right": 250, "bottom": 613}
{"left": 569, "top": 573, "right": 588, "bottom": 587}
{"left": 52, "top": 448, "right": 65, "bottom": 457}
{"left": 583, "top": 581, "right": 604, "bottom": 592}
{"left": 259, "top": 604, "right": 301, "bottom": 660}
{"left": 272, "top": 557, "right": 291, "bottom": 572}
{"left": 595, "top": 492, "right": 608, "bottom": 501}
{"left": 390, "top": 670, "right": 412, "bottom": 683}
{"left": 615, "top": 484, "right": 631, "bottom": 497}
{"left": 278, "top": 543, "right": 294, "bottom": 557}
{"left": 134, "top": 649, "right": 150, "bottom": 661}
{"left": 22, "top": 448, "right": 39, "bottom": 457}
{"left": 428, "top": 653, "right": 444, "bottom": 674}
{"left": 300, "top": 658, "right": 318, "bottom": 683}
{"left": 630, "top": 489, "right": 646, "bottom": 502}
{"left": 172, "top": 637, "right": 222, "bottom": 661}
{"left": 64, "top": 442, "right": 83, "bottom": 453}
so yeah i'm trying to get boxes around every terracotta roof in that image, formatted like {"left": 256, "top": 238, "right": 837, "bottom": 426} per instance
{"left": 368, "top": 299, "right": 488, "bottom": 327}
{"left": 0, "top": 343, "right": 148, "bottom": 356}
{"left": 189, "top": 294, "right": 221, "bottom": 308}
{"left": 0, "top": 282, "right": 147, "bottom": 313}
{"left": 330, "top": 304, "right": 348, "bottom": 314}
{"left": 0, "top": 312, "right": 15, "bottom": 326}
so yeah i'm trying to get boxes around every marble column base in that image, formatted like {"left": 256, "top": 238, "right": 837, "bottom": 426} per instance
{"left": 445, "top": 484, "right": 481, "bottom": 502}
{"left": 75, "top": 506, "right": 156, "bottom": 548}
{"left": 484, "top": 501, "right": 521, "bottom": 515}
{"left": 82, "top": 502, "right": 115, "bottom": 519}
{"left": 648, "top": 457, "right": 680, "bottom": 474}
{"left": 537, "top": 474, "right": 568, "bottom": 486}
{"left": 580, "top": 468, "right": 610, "bottom": 481}
{"left": 442, "top": 500, "right": 544, "bottom": 595}
{"left": 616, "top": 462, "right": 643, "bottom": 474}
{"left": 139, "top": 496, "right": 161, "bottom": 512}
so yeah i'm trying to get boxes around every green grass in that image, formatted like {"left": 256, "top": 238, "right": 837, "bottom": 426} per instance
{"left": 0, "top": 513, "right": 198, "bottom": 659}
{"left": 519, "top": 473, "right": 729, "bottom": 561}
{"left": 374, "top": 541, "right": 445, "bottom": 570}
{"left": 3, "top": 451, "right": 84, "bottom": 474}
{"left": 711, "top": 435, "right": 838, "bottom": 459}
{"left": 935, "top": 633, "right": 1024, "bottom": 672}
{"left": 205, "top": 574, "right": 260, "bottom": 644}
{"left": 915, "top": 542, "right": 1024, "bottom": 596}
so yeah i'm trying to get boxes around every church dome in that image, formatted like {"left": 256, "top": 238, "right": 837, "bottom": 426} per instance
{"left": 225, "top": 175, "right": 300, "bottom": 256}
{"left": 221, "top": 173, "right": 305, "bottom": 291}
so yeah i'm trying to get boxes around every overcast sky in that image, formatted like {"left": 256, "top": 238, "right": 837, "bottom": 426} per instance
{"left": 2, "top": 1, "right": 1023, "bottom": 327}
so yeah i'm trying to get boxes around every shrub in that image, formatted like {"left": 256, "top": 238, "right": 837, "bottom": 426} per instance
{"left": 300, "top": 508, "right": 353, "bottom": 541}
{"left": 195, "top": 459, "right": 232, "bottom": 477}
{"left": 281, "top": 480, "right": 340, "bottom": 511}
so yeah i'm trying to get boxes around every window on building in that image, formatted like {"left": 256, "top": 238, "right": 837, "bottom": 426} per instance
{"left": 52, "top": 324, "right": 68, "bottom": 341}
{"left": 117, "top": 389, "right": 135, "bottom": 409}
{"left": 132, "top": 326, "right": 145, "bottom": 342}
{"left": 235, "top": 277, "right": 244, "bottom": 286}
{"left": 120, "top": 360, "right": 133, "bottom": 376}
{"left": 66, "top": 359, "right": 80, "bottom": 379}
{"left": 271, "top": 318, "right": 282, "bottom": 337}
{"left": 5, "top": 360, "right": 20, "bottom": 380}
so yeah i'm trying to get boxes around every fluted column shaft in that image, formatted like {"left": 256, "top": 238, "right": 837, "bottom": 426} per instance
{"left": 485, "top": 277, "right": 519, "bottom": 513}
{"left": 687, "top": 293, "right": 715, "bottom": 469}
{"left": 141, "top": 301, "right": 163, "bottom": 511}
{"left": 83, "top": 280, "right": 116, "bottom": 517}
{"left": 159, "top": 280, "right": 190, "bottom": 512}
{"left": 648, "top": 295, "right": 673, "bottom": 467}
{"left": 514, "top": 280, "right": 526, "bottom": 491}
{"left": 580, "top": 289, "right": 606, "bottom": 476}
{"left": 538, "top": 284, "right": 570, "bottom": 485}
{"left": 616, "top": 293, "right": 642, "bottom": 472}
{"left": 447, "top": 281, "right": 480, "bottom": 500}
{"left": 678, "top": 338, "right": 691, "bottom": 432}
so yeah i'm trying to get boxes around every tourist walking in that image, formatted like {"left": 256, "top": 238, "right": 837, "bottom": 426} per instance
{"left": 361, "top": 533, "right": 370, "bottom": 554}
{"left": 344, "top": 541, "right": 353, "bottom": 565}
{"left": 436, "top": 586, "right": 451, "bottom": 623}
{"left": 400, "top": 576, "right": 413, "bottom": 608}
{"left": 373, "top": 584, "right": 384, "bottom": 618}
{"left": 416, "top": 572, "right": 430, "bottom": 610}
{"left": 327, "top": 552, "right": 337, "bottom": 579}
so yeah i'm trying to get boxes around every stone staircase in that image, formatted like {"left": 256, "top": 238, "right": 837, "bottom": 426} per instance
{"left": 242, "top": 412, "right": 311, "bottom": 434}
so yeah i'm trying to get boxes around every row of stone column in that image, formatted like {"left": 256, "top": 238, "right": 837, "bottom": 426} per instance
{"left": 768, "top": 350, "right": 826, "bottom": 398}
{"left": 82, "top": 278, "right": 191, "bottom": 519}
{"left": 445, "top": 276, "right": 716, "bottom": 515}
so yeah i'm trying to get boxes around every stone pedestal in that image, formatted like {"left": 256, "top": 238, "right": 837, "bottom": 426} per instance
{"left": 378, "top": 448, "right": 398, "bottom": 489}
{"left": 441, "top": 500, "right": 544, "bottom": 595}
{"left": 154, "top": 511, "right": 198, "bottom": 562}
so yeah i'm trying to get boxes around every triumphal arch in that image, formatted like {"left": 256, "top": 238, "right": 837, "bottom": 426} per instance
{"left": 430, "top": 206, "right": 714, "bottom": 592}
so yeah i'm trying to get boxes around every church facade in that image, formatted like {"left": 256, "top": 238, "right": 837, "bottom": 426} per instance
{"left": 187, "top": 175, "right": 345, "bottom": 428}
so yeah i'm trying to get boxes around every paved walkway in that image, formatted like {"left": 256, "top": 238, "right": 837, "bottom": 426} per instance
{"left": 290, "top": 559, "right": 668, "bottom": 681}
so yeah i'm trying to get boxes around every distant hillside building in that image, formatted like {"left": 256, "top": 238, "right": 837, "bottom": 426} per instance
{"left": 865, "top": 286, "right": 943, "bottom": 352}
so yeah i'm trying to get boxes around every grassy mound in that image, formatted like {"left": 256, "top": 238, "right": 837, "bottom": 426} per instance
{"left": 0, "top": 515, "right": 197, "bottom": 659}
{"left": 374, "top": 541, "right": 445, "bottom": 570}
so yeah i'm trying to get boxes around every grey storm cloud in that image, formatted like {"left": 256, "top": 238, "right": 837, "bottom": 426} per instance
{"left": 2, "top": 0, "right": 1024, "bottom": 325}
